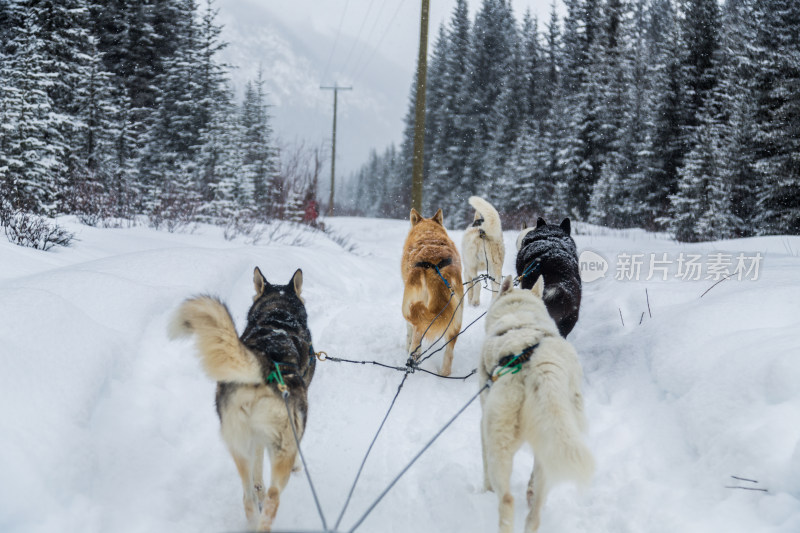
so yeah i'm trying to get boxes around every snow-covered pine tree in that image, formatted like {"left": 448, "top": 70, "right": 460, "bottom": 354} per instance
{"left": 92, "top": 0, "right": 169, "bottom": 197}
{"left": 358, "top": 149, "right": 382, "bottom": 217}
{"left": 197, "top": 82, "right": 244, "bottom": 223}
{"left": 589, "top": 0, "right": 634, "bottom": 226}
{"left": 751, "top": 0, "right": 800, "bottom": 234}
{"left": 428, "top": 0, "right": 471, "bottom": 221}
{"left": 377, "top": 144, "right": 403, "bottom": 218}
{"left": 556, "top": 0, "right": 606, "bottom": 219}
{"left": 66, "top": 34, "right": 123, "bottom": 223}
{"left": 487, "top": 12, "right": 528, "bottom": 207}
{"left": 658, "top": 0, "right": 721, "bottom": 236}
{"left": 29, "top": 0, "right": 100, "bottom": 201}
{"left": 522, "top": 10, "right": 548, "bottom": 129}
{"left": 138, "top": 0, "right": 205, "bottom": 224}
{"left": 642, "top": 0, "right": 686, "bottom": 230}
{"left": 456, "top": 0, "right": 516, "bottom": 218}
{"left": 194, "top": 0, "right": 236, "bottom": 218}
{"left": 619, "top": 0, "right": 655, "bottom": 228}
{"left": 681, "top": 0, "right": 720, "bottom": 131}
{"left": 499, "top": 122, "right": 549, "bottom": 219}
{"left": 539, "top": 5, "right": 569, "bottom": 218}
{"left": 240, "top": 70, "right": 281, "bottom": 220}
{"left": 422, "top": 24, "right": 450, "bottom": 213}
{"left": 0, "top": 7, "right": 63, "bottom": 213}
{"left": 670, "top": 104, "right": 737, "bottom": 242}
{"left": 710, "top": 0, "right": 757, "bottom": 237}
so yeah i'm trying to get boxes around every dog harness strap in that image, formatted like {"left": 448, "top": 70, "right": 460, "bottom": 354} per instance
{"left": 433, "top": 264, "right": 453, "bottom": 291}
{"left": 492, "top": 343, "right": 540, "bottom": 381}
{"left": 472, "top": 217, "right": 484, "bottom": 227}
{"left": 521, "top": 260, "right": 541, "bottom": 278}
{"left": 266, "top": 362, "right": 288, "bottom": 392}
{"left": 414, "top": 257, "right": 453, "bottom": 270}
{"left": 516, "top": 260, "right": 541, "bottom": 285}
{"left": 414, "top": 257, "right": 454, "bottom": 292}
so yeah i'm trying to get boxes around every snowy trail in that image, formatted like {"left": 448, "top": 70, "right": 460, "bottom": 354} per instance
{"left": 1, "top": 217, "right": 799, "bottom": 532}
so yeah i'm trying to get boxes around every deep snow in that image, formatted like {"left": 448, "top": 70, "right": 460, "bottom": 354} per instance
{"left": 1, "top": 216, "right": 798, "bottom": 533}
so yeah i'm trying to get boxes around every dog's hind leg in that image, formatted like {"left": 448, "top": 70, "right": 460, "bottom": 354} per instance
{"left": 524, "top": 460, "right": 548, "bottom": 533}
{"left": 489, "top": 254, "right": 503, "bottom": 301}
{"left": 409, "top": 324, "right": 424, "bottom": 359}
{"left": 253, "top": 444, "right": 266, "bottom": 510}
{"left": 439, "top": 304, "right": 462, "bottom": 376}
{"left": 258, "top": 448, "right": 296, "bottom": 532}
{"left": 440, "top": 340, "right": 455, "bottom": 377}
{"left": 231, "top": 450, "right": 259, "bottom": 526}
{"left": 480, "top": 407, "right": 492, "bottom": 492}
{"left": 465, "top": 262, "right": 480, "bottom": 306}
{"left": 487, "top": 444, "right": 515, "bottom": 533}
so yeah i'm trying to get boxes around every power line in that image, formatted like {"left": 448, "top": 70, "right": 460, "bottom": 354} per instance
{"left": 338, "top": 0, "right": 377, "bottom": 77}
{"left": 347, "top": 0, "right": 391, "bottom": 78}
{"left": 321, "top": 0, "right": 351, "bottom": 84}
{"left": 352, "top": 0, "right": 408, "bottom": 84}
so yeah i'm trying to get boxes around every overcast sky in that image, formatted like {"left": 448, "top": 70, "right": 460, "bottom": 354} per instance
{"left": 219, "top": 0, "right": 560, "bottom": 181}
{"left": 257, "top": 0, "right": 558, "bottom": 89}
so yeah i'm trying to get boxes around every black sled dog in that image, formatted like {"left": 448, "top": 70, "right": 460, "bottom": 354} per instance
{"left": 169, "top": 267, "right": 315, "bottom": 532}
{"left": 515, "top": 217, "right": 581, "bottom": 337}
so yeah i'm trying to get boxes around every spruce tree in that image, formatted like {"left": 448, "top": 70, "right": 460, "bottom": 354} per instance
{"left": 0, "top": 8, "right": 63, "bottom": 213}
{"left": 458, "top": 0, "right": 517, "bottom": 216}
{"left": 428, "top": 0, "right": 471, "bottom": 220}
{"left": 240, "top": 71, "right": 280, "bottom": 220}
{"left": 643, "top": 0, "right": 686, "bottom": 229}
{"left": 422, "top": 24, "right": 451, "bottom": 213}
{"left": 751, "top": 0, "right": 800, "bottom": 233}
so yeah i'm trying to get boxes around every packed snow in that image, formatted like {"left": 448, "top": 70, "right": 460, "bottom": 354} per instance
{"left": 1, "top": 216, "right": 798, "bottom": 533}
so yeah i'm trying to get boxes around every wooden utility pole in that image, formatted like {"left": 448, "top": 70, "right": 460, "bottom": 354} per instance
{"left": 410, "top": 0, "right": 430, "bottom": 212}
{"left": 320, "top": 83, "right": 352, "bottom": 216}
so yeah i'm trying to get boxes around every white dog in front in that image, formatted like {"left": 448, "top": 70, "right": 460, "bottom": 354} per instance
{"left": 479, "top": 275, "right": 594, "bottom": 533}
{"left": 462, "top": 196, "right": 505, "bottom": 306}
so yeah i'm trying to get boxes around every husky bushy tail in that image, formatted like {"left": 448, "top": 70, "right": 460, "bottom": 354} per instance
{"left": 525, "top": 355, "right": 594, "bottom": 485}
{"left": 468, "top": 196, "right": 502, "bottom": 241}
{"left": 168, "top": 296, "right": 262, "bottom": 384}
{"left": 463, "top": 196, "right": 505, "bottom": 306}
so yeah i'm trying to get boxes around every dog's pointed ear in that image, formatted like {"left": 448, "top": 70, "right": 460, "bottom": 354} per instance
{"left": 433, "top": 208, "right": 444, "bottom": 226}
{"left": 410, "top": 208, "right": 422, "bottom": 226}
{"left": 536, "top": 217, "right": 547, "bottom": 229}
{"left": 521, "top": 220, "right": 528, "bottom": 231}
{"left": 560, "top": 218, "right": 571, "bottom": 234}
{"left": 290, "top": 268, "right": 303, "bottom": 297}
{"left": 532, "top": 275, "right": 544, "bottom": 298}
{"left": 253, "top": 267, "right": 269, "bottom": 298}
{"left": 499, "top": 275, "right": 514, "bottom": 296}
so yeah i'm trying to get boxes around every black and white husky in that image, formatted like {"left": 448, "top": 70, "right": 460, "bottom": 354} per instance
{"left": 479, "top": 275, "right": 593, "bottom": 533}
{"left": 169, "top": 267, "right": 315, "bottom": 532}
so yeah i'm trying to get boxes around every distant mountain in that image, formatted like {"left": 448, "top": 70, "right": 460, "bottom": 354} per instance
{"left": 217, "top": 0, "right": 410, "bottom": 181}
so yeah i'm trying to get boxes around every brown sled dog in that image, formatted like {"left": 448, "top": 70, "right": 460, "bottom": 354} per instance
{"left": 402, "top": 208, "right": 464, "bottom": 376}
{"left": 169, "top": 267, "right": 315, "bottom": 532}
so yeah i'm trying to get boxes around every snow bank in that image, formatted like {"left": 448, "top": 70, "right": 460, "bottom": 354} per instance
{"left": 0, "top": 217, "right": 797, "bottom": 532}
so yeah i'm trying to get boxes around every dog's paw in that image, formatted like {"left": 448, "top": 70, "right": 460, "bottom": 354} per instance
{"left": 292, "top": 457, "right": 303, "bottom": 474}
{"left": 256, "top": 515, "right": 273, "bottom": 532}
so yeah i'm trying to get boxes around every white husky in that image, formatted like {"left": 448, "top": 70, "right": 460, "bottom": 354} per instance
{"left": 462, "top": 196, "right": 505, "bottom": 306}
{"left": 479, "top": 275, "right": 594, "bottom": 533}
